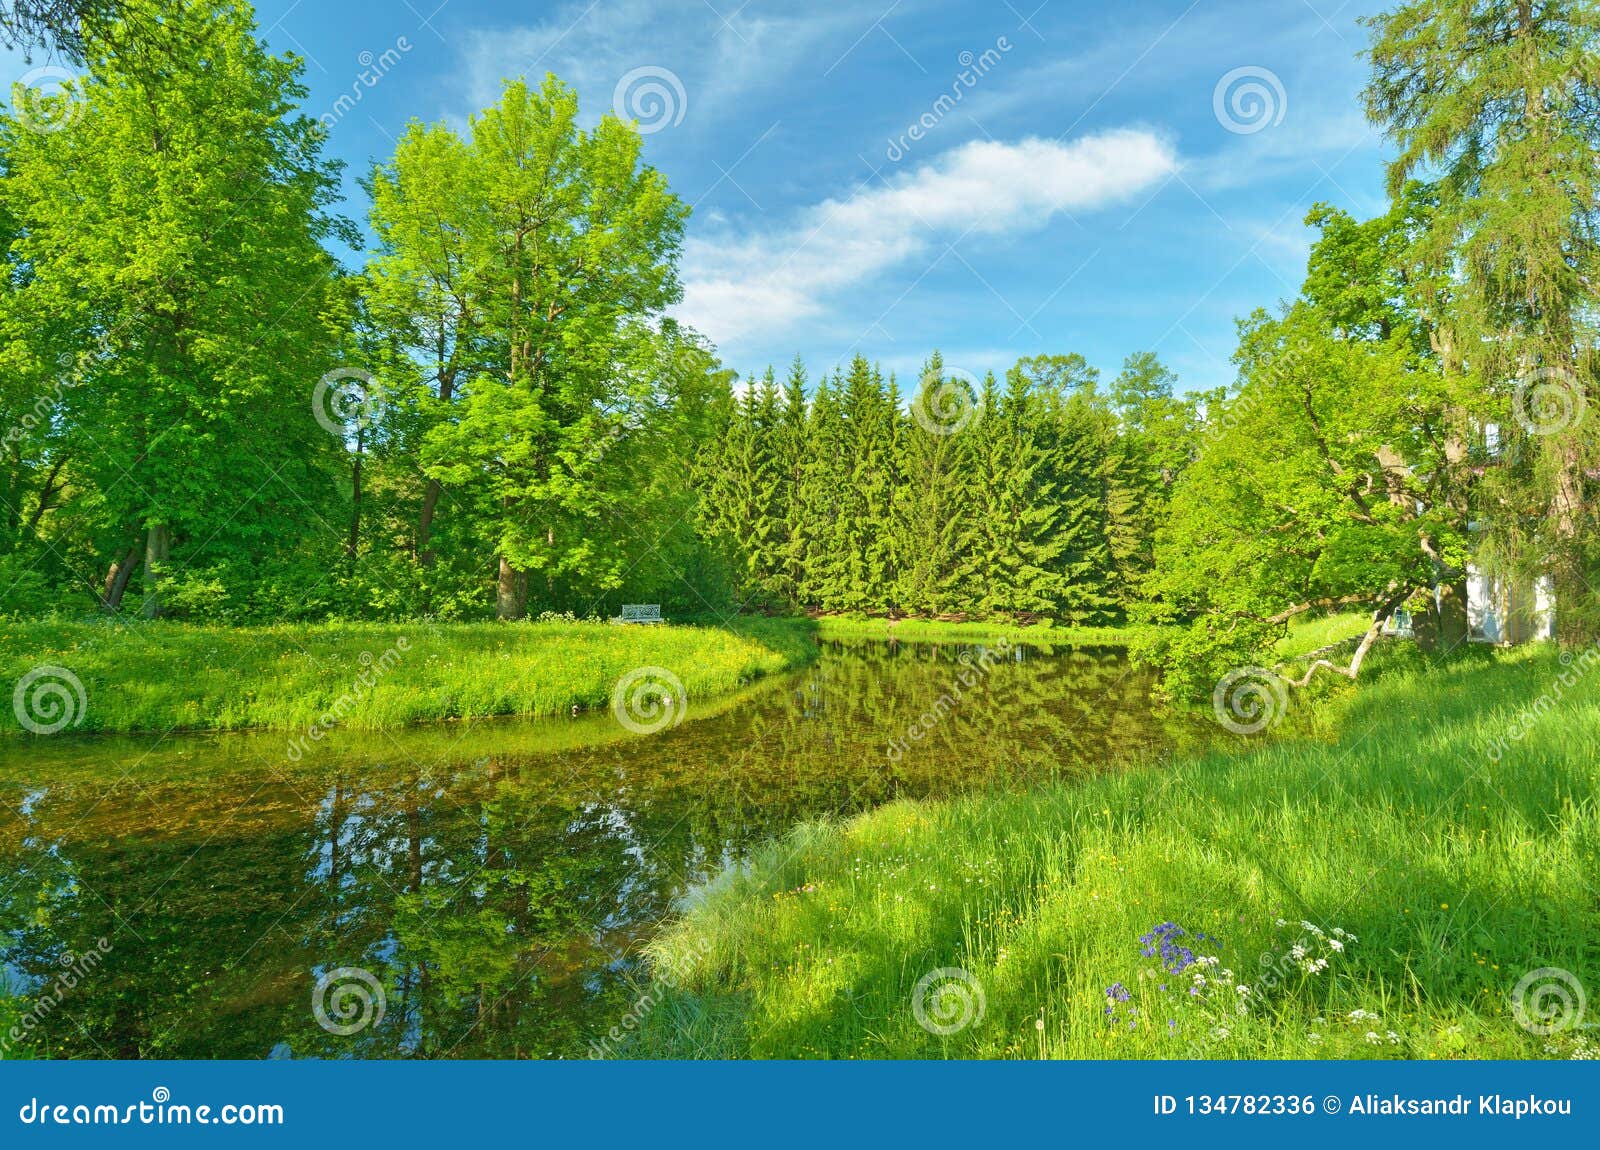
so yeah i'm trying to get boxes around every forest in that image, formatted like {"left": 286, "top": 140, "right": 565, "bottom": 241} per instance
{"left": 1, "top": 0, "right": 1597, "bottom": 696}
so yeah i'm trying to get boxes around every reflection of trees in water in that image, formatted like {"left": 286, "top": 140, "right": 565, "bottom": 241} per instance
{"left": 0, "top": 642, "right": 1210, "bottom": 1059}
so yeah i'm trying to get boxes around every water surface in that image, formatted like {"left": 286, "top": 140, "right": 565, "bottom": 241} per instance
{"left": 0, "top": 639, "right": 1212, "bottom": 1059}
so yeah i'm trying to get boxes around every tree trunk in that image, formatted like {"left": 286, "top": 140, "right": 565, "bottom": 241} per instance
{"left": 102, "top": 542, "right": 142, "bottom": 612}
{"left": 1437, "top": 577, "right": 1470, "bottom": 650}
{"left": 142, "top": 523, "right": 170, "bottom": 619}
{"left": 347, "top": 430, "right": 364, "bottom": 559}
{"left": 416, "top": 479, "right": 442, "bottom": 566}
{"left": 1550, "top": 440, "right": 1594, "bottom": 645}
{"left": 1413, "top": 594, "right": 1439, "bottom": 653}
{"left": 496, "top": 557, "right": 526, "bottom": 620}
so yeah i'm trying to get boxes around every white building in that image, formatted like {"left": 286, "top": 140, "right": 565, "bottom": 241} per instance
{"left": 1467, "top": 568, "right": 1555, "bottom": 645}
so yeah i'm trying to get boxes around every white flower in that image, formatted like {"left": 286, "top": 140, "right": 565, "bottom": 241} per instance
{"left": 1212, "top": 1026, "right": 1231, "bottom": 1040}
{"left": 1236, "top": 1002, "right": 1249, "bottom": 1015}
{"left": 1387, "top": 1031, "right": 1401, "bottom": 1045}
{"left": 1290, "top": 944, "right": 1307, "bottom": 961}
{"left": 1275, "top": 918, "right": 1288, "bottom": 927}
{"left": 1328, "top": 939, "right": 1344, "bottom": 952}
{"left": 1364, "top": 1031, "right": 1382, "bottom": 1044}
{"left": 1236, "top": 984, "right": 1252, "bottom": 996}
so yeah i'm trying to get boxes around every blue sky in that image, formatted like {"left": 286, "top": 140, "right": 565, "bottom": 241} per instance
{"left": 13, "top": 0, "right": 1397, "bottom": 395}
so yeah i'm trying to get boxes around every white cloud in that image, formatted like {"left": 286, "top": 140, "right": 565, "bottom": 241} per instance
{"left": 677, "top": 130, "right": 1179, "bottom": 345}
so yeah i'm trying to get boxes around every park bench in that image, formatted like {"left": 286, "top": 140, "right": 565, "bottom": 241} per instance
{"left": 618, "top": 603, "right": 664, "bottom": 624}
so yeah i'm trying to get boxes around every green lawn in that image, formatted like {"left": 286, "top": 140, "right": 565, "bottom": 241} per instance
{"left": 0, "top": 616, "right": 817, "bottom": 736}
{"left": 1273, "top": 611, "right": 1375, "bottom": 661}
{"left": 632, "top": 643, "right": 1600, "bottom": 1060}
{"left": 813, "top": 615, "right": 1162, "bottom": 647}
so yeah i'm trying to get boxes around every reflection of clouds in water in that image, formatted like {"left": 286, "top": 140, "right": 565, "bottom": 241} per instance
{"left": 0, "top": 643, "right": 1213, "bottom": 1059}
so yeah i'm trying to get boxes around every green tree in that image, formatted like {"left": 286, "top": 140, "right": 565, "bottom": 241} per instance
{"left": 895, "top": 353, "right": 972, "bottom": 615}
{"left": 1366, "top": 0, "right": 1600, "bottom": 642}
{"left": 405, "top": 76, "right": 690, "bottom": 618}
{"left": 0, "top": 0, "right": 348, "bottom": 616}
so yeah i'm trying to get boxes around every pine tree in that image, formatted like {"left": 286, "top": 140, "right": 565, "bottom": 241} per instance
{"left": 895, "top": 353, "right": 972, "bottom": 615}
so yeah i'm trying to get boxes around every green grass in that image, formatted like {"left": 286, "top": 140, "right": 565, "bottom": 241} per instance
{"left": 813, "top": 615, "right": 1162, "bottom": 647}
{"left": 632, "top": 643, "right": 1600, "bottom": 1059}
{"left": 1273, "top": 611, "right": 1375, "bottom": 661}
{"left": 0, "top": 616, "right": 817, "bottom": 736}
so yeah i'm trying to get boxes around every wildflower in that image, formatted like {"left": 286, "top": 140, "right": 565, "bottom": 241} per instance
{"left": 1386, "top": 1031, "right": 1400, "bottom": 1045}
{"left": 1328, "top": 939, "right": 1344, "bottom": 952}
{"left": 1105, "top": 982, "right": 1131, "bottom": 1003}
{"left": 1212, "top": 1026, "right": 1231, "bottom": 1040}
{"left": 1365, "top": 1031, "right": 1382, "bottom": 1044}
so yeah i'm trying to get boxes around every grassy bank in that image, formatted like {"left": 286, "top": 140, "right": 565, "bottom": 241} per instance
{"left": 813, "top": 615, "right": 1162, "bottom": 646}
{"left": 0, "top": 616, "right": 817, "bottom": 736}
{"left": 633, "top": 644, "right": 1600, "bottom": 1059}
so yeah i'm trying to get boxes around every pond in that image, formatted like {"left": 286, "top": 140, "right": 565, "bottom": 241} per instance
{"left": 0, "top": 638, "right": 1215, "bottom": 1059}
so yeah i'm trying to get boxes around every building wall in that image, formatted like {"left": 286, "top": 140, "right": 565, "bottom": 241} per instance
{"left": 1467, "top": 568, "right": 1555, "bottom": 645}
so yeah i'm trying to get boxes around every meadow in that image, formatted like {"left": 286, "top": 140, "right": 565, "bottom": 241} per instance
{"left": 632, "top": 642, "right": 1600, "bottom": 1059}
{"left": 0, "top": 616, "right": 817, "bottom": 736}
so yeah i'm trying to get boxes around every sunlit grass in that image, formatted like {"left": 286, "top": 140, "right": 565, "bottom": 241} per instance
{"left": 633, "top": 644, "right": 1600, "bottom": 1060}
{"left": 0, "top": 616, "right": 817, "bottom": 735}
{"left": 1273, "top": 611, "right": 1375, "bottom": 661}
{"left": 813, "top": 615, "right": 1163, "bottom": 646}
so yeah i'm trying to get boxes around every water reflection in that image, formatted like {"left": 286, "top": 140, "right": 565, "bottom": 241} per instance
{"left": 0, "top": 640, "right": 1212, "bottom": 1059}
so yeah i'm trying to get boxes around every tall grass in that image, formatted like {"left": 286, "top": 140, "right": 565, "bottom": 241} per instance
{"left": 0, "top": 616, "right": 816, "bottom": 736}
{"left": 633, "top": 644, "right": 1600, "bottom": 1059}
